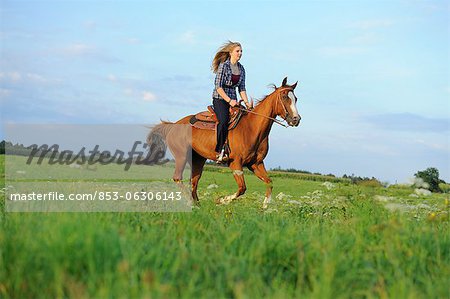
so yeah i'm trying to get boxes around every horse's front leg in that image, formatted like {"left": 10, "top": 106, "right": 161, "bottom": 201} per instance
{"left": 248, "top": 162, "right": 273, "bottom": 209}
{"left": 217, "top": 161, "right": 246, "bottom": 205}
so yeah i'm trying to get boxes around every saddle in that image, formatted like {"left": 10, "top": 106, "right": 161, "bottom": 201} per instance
{"left": 189, "top": 105, "right": 246, "bottom": 130}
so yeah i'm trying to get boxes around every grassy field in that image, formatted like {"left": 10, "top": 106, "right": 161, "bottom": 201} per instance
{"left": 1, "top": 155, "right": 449, "bottom": 298}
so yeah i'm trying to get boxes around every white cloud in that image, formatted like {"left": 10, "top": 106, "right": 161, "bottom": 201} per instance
{"left": 121, "top": 88, "right": 157, "bottom": 102}
{"left": 0, "top": 71, "right": 22, "bottom": 81}
{"left": 107, "top": 74, "right": 117, "bottom": 82}
{"left": 0, "top": 71, "right": 57, "bottom": 84}
{"left": 142, "top": 91, "right": 156, "bottom": 102}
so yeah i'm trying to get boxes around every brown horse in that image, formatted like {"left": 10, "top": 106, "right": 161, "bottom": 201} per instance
{"left": 147, "top": 77, "right": 301, "bottom": 208}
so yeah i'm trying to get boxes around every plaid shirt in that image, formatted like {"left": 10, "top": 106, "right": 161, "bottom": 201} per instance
{"left": 212, "top": 59, "right": 246, "bottom": 101}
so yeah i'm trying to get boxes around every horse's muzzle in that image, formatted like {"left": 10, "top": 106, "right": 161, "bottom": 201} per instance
{"left": 288, "top": 115, "right": 301, "bottom": 127}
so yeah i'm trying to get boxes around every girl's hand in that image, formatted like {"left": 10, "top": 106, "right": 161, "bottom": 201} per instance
{"left": 229, "top": 99, "right": 238, "bottom": 107}
{"left": 245, "top": 102, "right": 253, "bottom": 110}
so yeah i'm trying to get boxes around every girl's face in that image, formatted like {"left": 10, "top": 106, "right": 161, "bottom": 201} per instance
{"left": 230, "top": 46, "right": 242, "bottom": 62}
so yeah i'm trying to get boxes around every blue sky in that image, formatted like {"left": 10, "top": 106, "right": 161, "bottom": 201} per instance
{"left": 1, "top": 0, "right": 449, "bottom": 183}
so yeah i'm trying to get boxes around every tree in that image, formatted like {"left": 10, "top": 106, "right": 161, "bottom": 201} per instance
{"left": 414, "top": 167, "right": 442, "bottom": 193}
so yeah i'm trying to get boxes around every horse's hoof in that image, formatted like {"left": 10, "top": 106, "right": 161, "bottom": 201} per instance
{"left": 215, "top": 196, "right": 232, "bottom": 205}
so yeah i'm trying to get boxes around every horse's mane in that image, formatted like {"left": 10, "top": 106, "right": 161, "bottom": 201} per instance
{"left": 254, "top": 84, "right": 278, "bottom": 106}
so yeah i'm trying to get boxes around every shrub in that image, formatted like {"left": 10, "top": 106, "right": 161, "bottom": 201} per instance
{"left": 414, "top": 167, "right": 442, "bottom": 193}
{"left": 357, "top": 179, "right": 383, "bottom": 188}
{"left": 439, "top": 183, "right": 450, "bottom": 193}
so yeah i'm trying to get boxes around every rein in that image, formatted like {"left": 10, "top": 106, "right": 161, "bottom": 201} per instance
{"left": 238, "top": 88, "right": 292, "bottom": 128}
{"left": 239, "top": 107, "right": 289, "bottom": 128}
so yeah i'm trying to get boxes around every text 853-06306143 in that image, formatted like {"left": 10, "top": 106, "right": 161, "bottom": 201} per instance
{"left": 9, "top": 191, "right": 183, "bottom": 201}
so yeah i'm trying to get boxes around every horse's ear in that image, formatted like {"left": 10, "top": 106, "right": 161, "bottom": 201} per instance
{"left": 281, "top": 77, "right": 288, "bottom": 86}
{"left": 291, "top": 81, "right": 298, "bottom": 89}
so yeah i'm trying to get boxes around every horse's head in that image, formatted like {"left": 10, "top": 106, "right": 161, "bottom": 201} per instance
{"left": 273, "top": 77, "right": 301, "bottom": 127}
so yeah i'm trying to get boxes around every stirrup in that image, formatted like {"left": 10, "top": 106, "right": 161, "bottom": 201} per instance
{"left": 216, "top": 150, "right": 228, "bottom": 164}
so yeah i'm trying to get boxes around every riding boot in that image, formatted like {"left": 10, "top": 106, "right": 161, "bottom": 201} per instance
{"left": 216, "top": 148, "right": 228, "bottom": 164}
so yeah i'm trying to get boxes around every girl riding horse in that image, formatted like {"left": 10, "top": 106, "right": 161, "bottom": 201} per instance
{"left": 211, "top": 41, "right": 253, "bottom": 163}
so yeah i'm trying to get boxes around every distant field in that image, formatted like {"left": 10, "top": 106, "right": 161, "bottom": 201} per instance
{"left": 1, "top": 155, "right": 449, "bottom": 298}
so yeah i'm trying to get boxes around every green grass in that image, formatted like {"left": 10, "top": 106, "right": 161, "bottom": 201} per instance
{"left": 1, "top": 155, "right": 449, "bottom": 298}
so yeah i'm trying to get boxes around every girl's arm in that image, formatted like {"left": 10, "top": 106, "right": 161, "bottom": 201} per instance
{"left": 238, "top": 68, "right": 251, "bottom": 109}
{"left": 240, "top": 91, "right": 252, "bottom": 109}
{"left": 217, "top": 87, "right": 235, "bottom": 106}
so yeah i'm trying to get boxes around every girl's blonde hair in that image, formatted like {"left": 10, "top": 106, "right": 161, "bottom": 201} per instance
{"left": 211, "top": 41, "right": 242, "bottom": 73}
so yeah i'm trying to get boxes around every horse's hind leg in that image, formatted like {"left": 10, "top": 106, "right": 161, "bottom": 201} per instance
{"left": 164, "top": 124, "right": 195, "bottom": 204}
{"left": 189, "top": 151, "right": 206, "bottom": 205}
{"left": 217, "top": 161, "right": 247, "bottom": 205}
{"left": 167, "top": 139, "right": 190, "bottom": 182}
{"left": 173, "top": 157, "right": 187, "bottom": 182}
{"left": 170, "top": 151, "right": 196, "bottom": 205}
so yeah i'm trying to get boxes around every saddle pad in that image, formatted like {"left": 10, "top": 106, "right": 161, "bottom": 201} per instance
{"left": 190, "top": 119, "right": 216, "bottom": 130}
{"left": 189, "top": 106, "right": 246, "bottom": 131}
{"left": 195, "top": 111, "right": 216, "bottom": 123}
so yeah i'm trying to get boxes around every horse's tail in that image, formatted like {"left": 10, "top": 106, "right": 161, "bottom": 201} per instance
{"left": 145, "top": 121, "right": 175, "bottom": 164}
{"left": 146, "top": 121, "right": 175, "bottom": 143}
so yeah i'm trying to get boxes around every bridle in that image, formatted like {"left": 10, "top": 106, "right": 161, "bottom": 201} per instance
{"left": 239, "top": 87, "right": 294, "bottom": 128}
{"left": 275, "top": 87, "right": 293, "bottom": 121}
